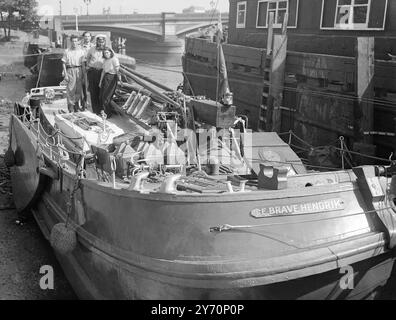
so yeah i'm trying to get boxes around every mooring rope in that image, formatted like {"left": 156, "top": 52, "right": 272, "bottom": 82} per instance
{"left": 32, "top": 121, "right": 85, "bottom": 157}
{"left": 278, "top": 130, "right": 392, "bottom": 167}
{"left": 210, "top": 205, "right": 395, "bottom": 233}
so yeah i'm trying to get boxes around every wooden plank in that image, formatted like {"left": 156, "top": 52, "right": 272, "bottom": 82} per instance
{"left": 187, "top": 37, "right": 364, "bottom": 76}
{"left": 286, "top": 53, "right": 355, "bottom": 74}
{"left": 222, "top": 43, "right": 264, "bottom": 61}
{"left": 355, "top": 37, "right": 375, "bottom": 145}
{"left": 293, "top": 83, "right": 355, "bottom": 145}
{"left": 294, "top": 115, "right": 354, "bottom": 137}
{"left": 375, "top": 60, "right": 396, "bottom": 77}
{"left": 286, "top": 59, "right": 355, "bottom": 83}
{"left": 187, "top": 37, "right": 362, "bottom": 81}
{"left": 374, "top": 60, "right": 396, "bottom": 90}
{"left": 374, "top": 77, "right": 396, "bottom": 91}
{"left": 224, "top": 55, "right": 262, "bottom": 68}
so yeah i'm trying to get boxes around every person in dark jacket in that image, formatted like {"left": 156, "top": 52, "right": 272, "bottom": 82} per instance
{"left": 85, "top": 34, "right": 106, "bottom": 114}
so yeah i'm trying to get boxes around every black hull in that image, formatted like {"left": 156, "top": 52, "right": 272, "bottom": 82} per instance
{"left": 9, "top": 89, "right": 396, "bottom": 300}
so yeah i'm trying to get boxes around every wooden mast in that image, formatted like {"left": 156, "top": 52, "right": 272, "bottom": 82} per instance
{"left": 270, "top": 13, "right": 288, "bottom": 133}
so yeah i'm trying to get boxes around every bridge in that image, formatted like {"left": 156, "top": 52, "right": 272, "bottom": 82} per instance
{"left": 56, "top": 12, "right": 229, "bottom": 43}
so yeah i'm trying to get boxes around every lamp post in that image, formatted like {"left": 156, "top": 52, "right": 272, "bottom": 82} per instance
{"left": 73, "top": 7, "right": 79, "bottom": 32}
{"left": 210, "top": 1, "right": 216, "bottom": 11}
{"left": 84, "top": 0, "right": 92, "bottom": 16}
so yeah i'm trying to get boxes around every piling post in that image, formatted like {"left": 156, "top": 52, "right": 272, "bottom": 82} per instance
{"left": 270, "top": 13, "right": 288, "bottom": 133}
{"left": 353, "top": 37, "right": 375, "bottom": 163}
{"left": 257, "top": 13, "right": 274, "bottom": 131}
{"left": 266, "top": 12, "right": 274, "bottom": 56}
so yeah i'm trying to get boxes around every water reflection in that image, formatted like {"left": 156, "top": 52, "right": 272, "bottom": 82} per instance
{"left": 126, "top": 43, "right": 184, "bottom": 90}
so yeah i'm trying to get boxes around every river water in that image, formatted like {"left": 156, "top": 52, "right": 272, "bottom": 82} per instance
{"left": 127, "top": 50, "right": 184, "bottom": 91}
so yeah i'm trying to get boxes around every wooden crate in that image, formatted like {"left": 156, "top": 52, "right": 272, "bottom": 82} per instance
{"left": 189, "top": 98, "right": 236, "bottom": 128}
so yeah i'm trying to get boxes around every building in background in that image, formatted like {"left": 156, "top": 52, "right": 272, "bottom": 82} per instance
{"left": 183, "top": 0, "right": 396, "bottom": 163}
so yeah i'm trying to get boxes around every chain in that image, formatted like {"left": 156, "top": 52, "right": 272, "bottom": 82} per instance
{"left": 65, "top": 156, "right": 85, "bottom": 228}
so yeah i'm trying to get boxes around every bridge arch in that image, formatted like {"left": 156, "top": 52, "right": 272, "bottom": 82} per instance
{"left": 176, "top": 22, "right": 229, "bottom": 37}
{"left": 59, "top": 13, "right": 229, "bottom": 42}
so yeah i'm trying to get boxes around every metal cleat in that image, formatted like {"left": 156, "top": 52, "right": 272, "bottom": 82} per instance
{"left": 159, "top": 174, "right": 182, "bottom": 194}
{"left": 226, "top": 181, "right": 234, "bottom": 193}
{"left": 129, "top": 171, "right": 150, "bottom": 192}
{"left": 258, "top": 164, "right": 288, "bottom": 190}
{"left": 239, "top": 180, "right": 248, "bottom": 192}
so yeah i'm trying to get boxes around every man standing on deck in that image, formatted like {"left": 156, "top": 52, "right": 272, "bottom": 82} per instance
{"left": 81, "top": 31, "right": 94, "bottom": 52}
{"left": 62, "top": 35, "right": 85, "bottom": 113}
{"left": 80, "top": 31, "right": 94, "bottom": 109}
{"left": 85, "top": 34, "right": 106, "bottom": 115}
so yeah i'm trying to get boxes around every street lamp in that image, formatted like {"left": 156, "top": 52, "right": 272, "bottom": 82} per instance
{"left": 73, "top": 7, "right": 79, "bottom": 32}
{"left": 84, "top": 0, "right": 92, "bottom": 16}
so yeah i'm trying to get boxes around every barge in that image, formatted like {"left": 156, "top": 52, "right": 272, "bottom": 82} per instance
{"left": 6, "top": 67, "right": 396, "bottom": 299}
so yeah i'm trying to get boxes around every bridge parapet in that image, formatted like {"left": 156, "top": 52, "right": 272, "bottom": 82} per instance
{"left": 59, "top": 12, "right": 229, "bottom": 42}
{"left": 61, "top": 14, "right": 162, "bottom": 23}
{"left": 60, "top": 12, "right": 228, "bottom": 23}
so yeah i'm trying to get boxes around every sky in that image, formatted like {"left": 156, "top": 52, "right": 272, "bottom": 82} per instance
{"left": 37, "top": 0, "right": 229, "bottom": 16}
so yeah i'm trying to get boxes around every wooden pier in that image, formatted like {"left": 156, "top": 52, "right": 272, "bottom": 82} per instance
{"left": 183, "top": 36, "right": 396, "bottom": 159}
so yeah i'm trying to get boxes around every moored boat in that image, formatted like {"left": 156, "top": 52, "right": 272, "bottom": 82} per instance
{"left": 6, "top": 70, "right": 396, "bottom": 299}
{"left": 8, "top": 114, "right": 42, "bottom": 212}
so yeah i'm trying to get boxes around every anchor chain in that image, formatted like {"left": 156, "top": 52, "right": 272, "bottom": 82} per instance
{"left": 65, "top": 157, "right": 85, "bottom": 228}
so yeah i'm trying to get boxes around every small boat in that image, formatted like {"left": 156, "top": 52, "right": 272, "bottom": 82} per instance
{"left": 23, "top": 39, "right": 66, "bottom": 89}
{"left": 6, "top": 65, "right": 396, "bottom": 299}
{"left": 23, "top": 37, "right": 50, "bottom": 71}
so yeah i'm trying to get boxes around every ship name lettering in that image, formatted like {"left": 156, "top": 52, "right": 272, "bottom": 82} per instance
{"left": 251, "top": 199, "right": 344, "bottom": 218}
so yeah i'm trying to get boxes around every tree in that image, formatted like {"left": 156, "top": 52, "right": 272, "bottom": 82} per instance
{"left": 0, "top": 0, "right": 12, "bottom": 39}
{"left": 0, "top": 0, "right": 39, "bottom": 40}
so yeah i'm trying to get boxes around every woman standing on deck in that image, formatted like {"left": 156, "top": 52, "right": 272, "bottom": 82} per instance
{"left": 99, "top": 47, "right": 120, "bottom": 118}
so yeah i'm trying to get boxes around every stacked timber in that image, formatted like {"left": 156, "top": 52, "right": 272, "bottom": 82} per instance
{"left": 124, "top": 91, "right": 152, "bottom": 118}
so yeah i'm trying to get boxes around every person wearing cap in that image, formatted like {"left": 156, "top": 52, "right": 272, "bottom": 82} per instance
{"left": 62, "top": 35, "right": 85, "bottom": 112}
{"left": 86, "top": 34, "right": 106, "bottom": 114}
